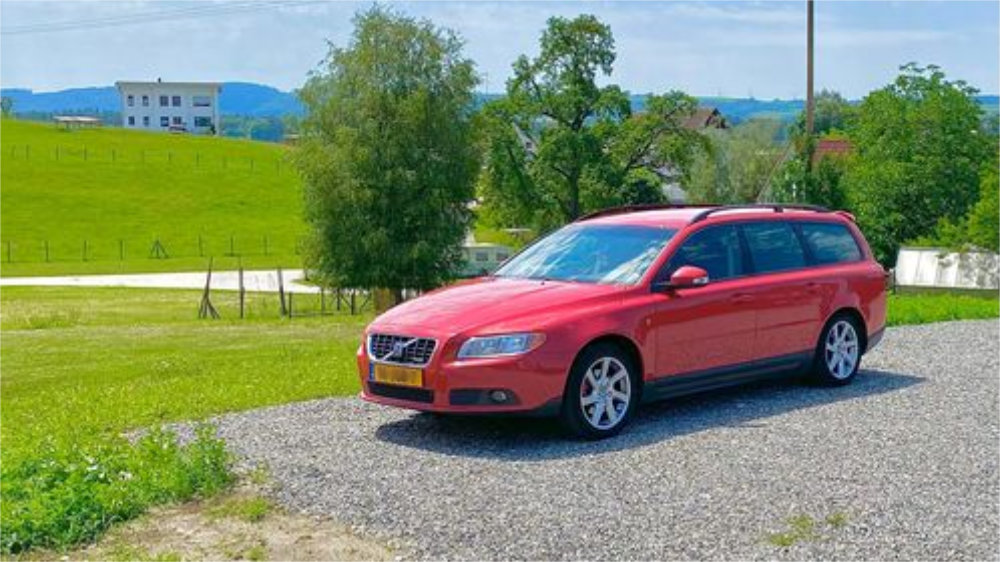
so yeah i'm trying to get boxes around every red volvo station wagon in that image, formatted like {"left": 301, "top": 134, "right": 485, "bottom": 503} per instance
{"left": 357, "top": 204, "right": 889, "bottom": 438}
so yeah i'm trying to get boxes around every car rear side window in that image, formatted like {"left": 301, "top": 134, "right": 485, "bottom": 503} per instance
{"left": 665, "top": 225, "right": 745, "bottom": 281}
{"left": 800, "top": 222, "right": 862, "bottom": 265}
{"left": 742, "top": 222, "right": 807, "bottom": 274}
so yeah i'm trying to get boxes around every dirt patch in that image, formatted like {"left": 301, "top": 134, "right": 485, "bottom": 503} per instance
{"left": 61, "top": 488, "right": 396, "bottom": 561}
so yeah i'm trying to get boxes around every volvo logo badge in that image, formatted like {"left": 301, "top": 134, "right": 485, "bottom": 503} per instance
{"left": 380, "top": 338, "right": 417, "bottom": 362}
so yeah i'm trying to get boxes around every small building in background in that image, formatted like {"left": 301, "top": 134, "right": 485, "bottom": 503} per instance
{"left": 52, "top": 115, "right": 102, "bottom": 129}
{"left": 894, "top": 246, "right": 999, "bottom": 292}
{"left": 460, "top": 234, "right": 513, "bottom": 278}
{"left": 813, "top": 138, "right": 852, "bottom": 164}
{"left": 116, "top": 80, "right": 221, "bottom": 135}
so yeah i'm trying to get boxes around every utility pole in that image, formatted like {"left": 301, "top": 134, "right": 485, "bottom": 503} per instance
{"left": 806, "top": 0, "right": 815, "bottom": 138}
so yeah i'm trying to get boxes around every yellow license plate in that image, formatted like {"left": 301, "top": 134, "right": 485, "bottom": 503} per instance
{"left": 372, "top": 364, "right": 423, "bottom": 388}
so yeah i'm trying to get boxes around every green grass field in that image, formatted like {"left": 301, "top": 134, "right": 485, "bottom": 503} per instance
{"left": 0, "top": 286, "right": 369, "bottom": 552}
{"left": 1, "top": 286, "right": 368, "bottom": 460}
{"left": 0, "top": 119, "right": 306, "bottom": 277}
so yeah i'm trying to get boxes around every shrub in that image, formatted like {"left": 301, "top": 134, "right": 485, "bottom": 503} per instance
{"left": 0, "top": 425, "right": 233, "bottom": 554}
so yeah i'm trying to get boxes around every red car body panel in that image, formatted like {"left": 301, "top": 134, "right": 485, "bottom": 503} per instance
{"left": 357, "top": 207, "right": 888, "bottom": 415}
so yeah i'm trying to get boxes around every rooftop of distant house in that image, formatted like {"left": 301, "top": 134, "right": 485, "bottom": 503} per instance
{"left": 683, "top": 107, "right": 728, "bottom": 130}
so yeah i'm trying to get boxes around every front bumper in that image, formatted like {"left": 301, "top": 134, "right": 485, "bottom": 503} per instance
{"left": 357, "top": 348, "right": 566, "bottom": 416}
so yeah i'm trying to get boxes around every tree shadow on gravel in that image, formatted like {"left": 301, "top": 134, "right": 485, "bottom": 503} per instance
{"left": 373, "top": 369, "right": 923, "bottom": 461}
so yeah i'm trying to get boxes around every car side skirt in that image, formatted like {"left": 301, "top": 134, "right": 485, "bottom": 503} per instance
{"left": 643, "top": 351, "right": 814, "bottom": 403}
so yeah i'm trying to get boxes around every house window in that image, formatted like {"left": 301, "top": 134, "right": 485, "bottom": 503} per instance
{"left": 171, "top": 95, "right": 181, "bottom": 107}
{"left": 475, "top": 251, "right": 489, "bottom": 262}
{"left": 172, "top": 116, "right": 183, "bottom": 125}
{"left": 160, "top": 116, "right": 169, "bottom": 127}
{"left": 192, "top": 95, "right": 212, "bottom": 107}
{"left": 159, "top": 95, "right": 169, "bottom": 107}
{"left": 194, "top": 116, "right": 212, "bottom": 127}
{"left": 142, "top": 116, "right": 150, "bottom": 127}
{"left": 127, "top": 116, "right": 135, "bottom": 125}
{"left": 142, "top": 95, "right": 149, "bottom": 107}
{"left": 126, "top": 95, "right": 135, "bottom": 107}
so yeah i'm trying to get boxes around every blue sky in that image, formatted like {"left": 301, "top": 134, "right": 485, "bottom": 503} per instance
{"left": 1, "top": 1, "right": 997, "bottom": 98}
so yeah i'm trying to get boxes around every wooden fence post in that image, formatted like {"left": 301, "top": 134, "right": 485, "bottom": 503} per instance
{"left": 277, "top": 268, "right": 287, "bottom": 317}
{"left": 321, "top": 288, "right": 326, "bottom": 314}
{"left": 287, "top": 292, "right": 293, "bottom": 319}
{"left": 239, "top": 266, "right": 246, "bottom": 319}
{"left": 350, "top": 291, "right": 356, "bottom": 315}
{"left": 198, "top": 258, "right": 220, "bottom": 319}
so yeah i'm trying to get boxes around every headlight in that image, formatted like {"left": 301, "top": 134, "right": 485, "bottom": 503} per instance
{"left": 456, "top": 333, "right": 545, "bottom": 359}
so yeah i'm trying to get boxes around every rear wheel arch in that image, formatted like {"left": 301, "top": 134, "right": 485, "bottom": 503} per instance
{"left": 824, "top": 307, "right": 868, "bottom": 352}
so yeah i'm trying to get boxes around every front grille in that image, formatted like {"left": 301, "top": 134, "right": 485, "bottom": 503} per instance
{"left": 369, "top": 382, "right": 434, "bottom": 403}
{"left": 368, "top": 333, "right": 437, "bottom": 366}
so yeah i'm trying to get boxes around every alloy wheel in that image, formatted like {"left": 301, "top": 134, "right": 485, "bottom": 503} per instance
{"left": 824, "top": 320, "right": 859, "bottom": 380}
{"left": 579, "top": 357, "right": 632, "bottom": 430}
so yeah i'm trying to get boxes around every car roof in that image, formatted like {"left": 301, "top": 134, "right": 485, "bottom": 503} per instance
{"left": 578, "top": 205, "right": 849, "bottom": 229}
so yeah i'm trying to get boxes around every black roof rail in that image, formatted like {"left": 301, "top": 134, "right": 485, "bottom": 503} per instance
{"left": 577, "top": 204, "right": 717, "bottom": 222}
{"left": 689, "top": 203, "right": 831, "bottom": 224}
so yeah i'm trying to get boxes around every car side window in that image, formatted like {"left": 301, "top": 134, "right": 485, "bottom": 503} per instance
{"left": 800, "top": 222, "right": 862, "bottom": 265}
{"left": 742, "top": 222, "right": 807, "bottom": 273}
{"left": 664, "top": 225, "right": 745, "bottom": 282}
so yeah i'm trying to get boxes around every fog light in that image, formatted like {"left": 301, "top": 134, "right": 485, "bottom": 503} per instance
{"left": 490, "top": 390, "right": 509, "bottom": 403}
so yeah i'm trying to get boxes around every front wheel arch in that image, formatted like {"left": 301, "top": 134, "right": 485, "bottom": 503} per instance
{"left": 570, "top": 334, "right": 645, "bottom": 399}
{"left": 560, "top": 337, "right": 642, "bottom": 438}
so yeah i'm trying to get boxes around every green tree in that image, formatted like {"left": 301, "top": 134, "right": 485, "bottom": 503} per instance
{"left": 843, "top": 63, "right": 991, "bottom": 264}
{"left": 0, "top": 96, "right": 12, "bottom": 117}
{"left": 769, "top": 137, "right": 850, "bottom": 209}
{"left": 685, "top": 119, "right": 784, "bottom": 204}
{"left": 924, "top": 160, "right": 1000, "bottom": 252}
{"left": 791, "top": 89, "right": 856, "bottom": 137}
{"left": 296, "top": 7, "right": 479, "bottom": 299}
{"left": 479, "top": 15, "right": 701, "bottom": 230}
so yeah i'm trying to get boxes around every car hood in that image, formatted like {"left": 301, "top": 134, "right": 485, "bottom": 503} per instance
{"left": 370, "top": 277, "right": 627, "bottom": 336}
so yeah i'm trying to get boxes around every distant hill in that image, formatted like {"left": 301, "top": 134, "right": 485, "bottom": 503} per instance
{"left": 3, "top": 82, "right": 996, "bottom": 124}
{"left": 1, "top": 82, "right": 304, "bottom": 117}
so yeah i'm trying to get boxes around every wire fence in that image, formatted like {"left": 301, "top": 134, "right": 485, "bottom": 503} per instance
{"left": 4, "top": 143, "right": 293, "bottom": 174}
{"left": 196, "top": 266, "right": 374, "bottom": 319}
{"left": 0, "top": 235, "right": 306, "bottom": 264}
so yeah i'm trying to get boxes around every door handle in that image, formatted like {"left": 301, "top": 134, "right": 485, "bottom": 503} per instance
{"left": 730, "top": 293, "right": 754, "bottom": 304}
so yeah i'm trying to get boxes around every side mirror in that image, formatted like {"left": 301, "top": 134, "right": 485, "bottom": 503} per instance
{"left": 666, "top": 265, "right": 710, "bottom": 289}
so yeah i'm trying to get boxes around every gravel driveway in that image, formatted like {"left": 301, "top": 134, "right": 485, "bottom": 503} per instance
{"left": 205, "top": 320, "right": 998, "bottom": 560}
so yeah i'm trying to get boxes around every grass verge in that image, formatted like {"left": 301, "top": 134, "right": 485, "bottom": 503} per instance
{"left": 887, "top": 292, "right": 998, "bottom": 326}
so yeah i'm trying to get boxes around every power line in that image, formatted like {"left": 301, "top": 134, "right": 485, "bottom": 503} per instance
{"left": 1, "top": 0, "right": 318, "bottom": 36}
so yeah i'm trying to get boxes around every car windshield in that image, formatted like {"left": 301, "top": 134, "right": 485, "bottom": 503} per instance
{"left": 494, "top": 224, "right": 677, "bottom": 285}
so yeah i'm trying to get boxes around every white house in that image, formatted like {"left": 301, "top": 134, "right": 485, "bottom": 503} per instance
{"left": 115, "top": 80, "right": 221, "bottom": 135}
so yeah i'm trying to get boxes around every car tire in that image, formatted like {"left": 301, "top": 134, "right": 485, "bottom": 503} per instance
{"left": 810, "top": 313, "right": 863, "bottom": 386}
{"left": 560, "top": 342, "right": 640, "bottom": 439}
